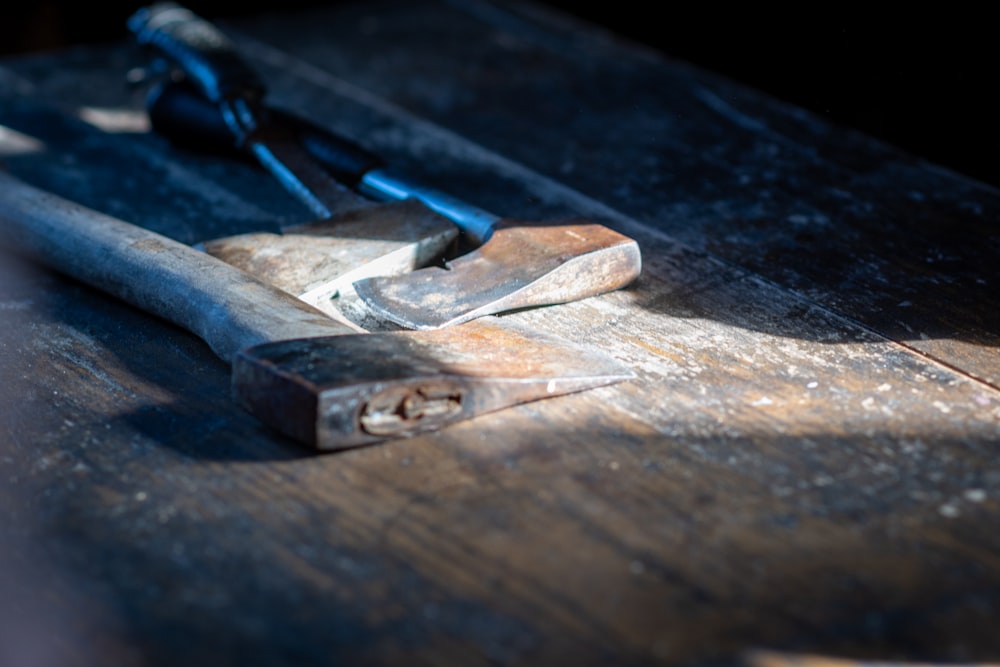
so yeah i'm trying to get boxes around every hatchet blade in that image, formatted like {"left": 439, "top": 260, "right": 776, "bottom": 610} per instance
{"left": 354, "top": 219, "right": 642, "bottom": 330}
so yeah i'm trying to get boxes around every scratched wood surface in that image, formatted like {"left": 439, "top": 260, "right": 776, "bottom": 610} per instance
{"left": 1, "top": 2, "right": 998, "bottom": 666}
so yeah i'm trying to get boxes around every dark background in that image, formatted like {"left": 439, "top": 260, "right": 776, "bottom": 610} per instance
{"left": 2, "top": 2, "right": 995, "bottom": 190}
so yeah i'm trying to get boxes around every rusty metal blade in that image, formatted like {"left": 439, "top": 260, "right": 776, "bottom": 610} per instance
{"left": 353, "top": 219, "right": 642, "bottom": 330}
{"left": 234, "top": 316, "right": 634, "bottom": 450}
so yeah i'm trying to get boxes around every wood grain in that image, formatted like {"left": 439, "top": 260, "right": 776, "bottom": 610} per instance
{"left": 225, "top": 0, "right": 1000, "bottom": 388}
{"left": 1, "top": 2, "right": 999, "bottom": 665}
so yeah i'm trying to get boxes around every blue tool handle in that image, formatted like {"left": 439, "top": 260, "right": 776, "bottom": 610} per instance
{"left": 147, "top": 79, "right": 386, "bottom": 186}
{"left": 127, "top": 2, "right": 265, "bottom": 105}
{"left": 148, "top": 79, "right": 497, "bottom": 240}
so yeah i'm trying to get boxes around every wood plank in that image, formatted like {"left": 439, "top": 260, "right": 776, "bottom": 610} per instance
{"left": 2, "top": 3, "right": 1000, "bottom": 665}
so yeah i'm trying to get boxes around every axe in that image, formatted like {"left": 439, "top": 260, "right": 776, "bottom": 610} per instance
{"left": 127, "top": 3, "right": 642, "bottom": 330}
{"left": 0, "top": 171, "right": 631, "bottom": 450}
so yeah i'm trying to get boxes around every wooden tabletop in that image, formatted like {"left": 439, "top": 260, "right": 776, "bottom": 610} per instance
{"left": 1, "top": 2, "right": 998, "bottom": 665}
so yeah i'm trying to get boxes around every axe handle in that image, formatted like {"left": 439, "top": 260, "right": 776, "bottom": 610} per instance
{"left": 128, "top": 2, "right": 264, "bottom": 105}
{"left": 0, "top": 173, "right": 353, "bottom": 364}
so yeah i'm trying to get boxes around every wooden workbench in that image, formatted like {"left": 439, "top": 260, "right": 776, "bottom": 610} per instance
{"left": 1, "top": 2, "right": 998, "bottom": 665}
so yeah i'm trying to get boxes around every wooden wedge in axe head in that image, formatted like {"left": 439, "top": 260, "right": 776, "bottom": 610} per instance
{"left": 127, "top": 3, "right": 642, "bottom": 331}
{"left": 0, "top": 172, "right": 632, "bottom": 450}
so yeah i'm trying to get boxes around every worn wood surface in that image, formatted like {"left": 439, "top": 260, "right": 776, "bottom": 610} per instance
{"left": 1, "top": 1, "right": 998, "bottom": 665}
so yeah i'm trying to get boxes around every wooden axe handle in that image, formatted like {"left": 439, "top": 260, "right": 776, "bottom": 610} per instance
{"left": 0, "top": 172, "right": 353, "bottom": 364}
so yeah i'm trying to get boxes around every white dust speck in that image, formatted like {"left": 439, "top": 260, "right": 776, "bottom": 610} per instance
{"left": 752, "top": 397, "right": 773, "bottom": 406}
{"left": 939, "top": 503, "right": 960, "bottom": 518}
{"left": 965, "top": 489, "right": 987, "bottom": 503}
{"left": 932, "top": 401, "right": 952, "bottom": 414}
{"left": 806, "top": 381, "right": 818, "bottom": 389}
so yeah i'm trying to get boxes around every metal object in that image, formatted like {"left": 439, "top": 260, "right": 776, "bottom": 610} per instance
{"left": 0, "top": 172, "right": 633, "bottom": 450}
{"left": 355, "top": 220, "right": 641, "bottom": 330}
{"left": 197, "top": 198, "right": 455, "bottom": 327}
{"left": 357, "top": 168, "right": 498, "bottom": 244}
{"left": 128, "top": 3, "right": 642, "bottom": 330}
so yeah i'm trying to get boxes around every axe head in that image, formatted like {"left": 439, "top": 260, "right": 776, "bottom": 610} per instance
{"left": 353, "top": 219, "right": 642, "bottom": 330}
{"left": 201, "top": 198, "right": 457, "bottom": 325}
{"left": 232, "top": 317, "right": 632, "bottom": 450}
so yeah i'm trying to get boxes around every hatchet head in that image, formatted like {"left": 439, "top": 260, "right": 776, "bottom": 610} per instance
{"left": 353, "top": 219, "right": 642, "bottom": 330}
{"left": 201, "top": 197, "right": 457, "bottom": 327}
{"left": 234, "top": 317, "right": 632, "bottom": 450}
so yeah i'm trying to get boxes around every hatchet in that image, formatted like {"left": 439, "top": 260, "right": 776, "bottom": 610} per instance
{"left": 0, "top": 171, "right": 631, "bottom": 450}
{"left": 127, "top": 3, "right": 642, "bottom": 330}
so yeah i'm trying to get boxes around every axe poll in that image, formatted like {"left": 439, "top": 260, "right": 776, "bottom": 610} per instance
{"left": 0, "top": 172, "right": 632, "bottom": 450}
{"left": 127, "top": 3, "right": 642, "bottom": 330}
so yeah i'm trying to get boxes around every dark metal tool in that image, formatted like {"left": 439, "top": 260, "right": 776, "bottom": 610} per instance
{"left": 127, "top": 3, "right": 642, "bottom": 330}
{"left": 0, "top": 172, "right": 632, "bottom": 450}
